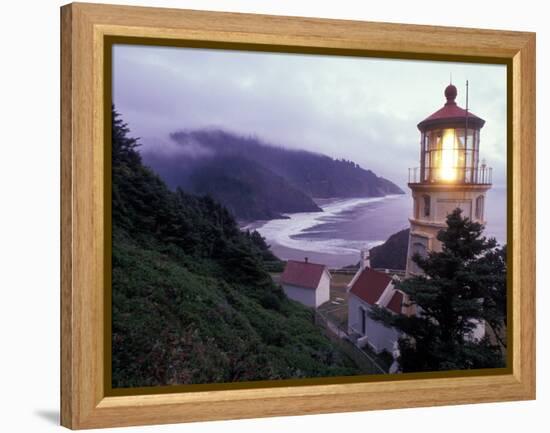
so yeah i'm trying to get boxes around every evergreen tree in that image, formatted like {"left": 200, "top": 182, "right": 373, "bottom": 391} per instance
{"left": 368, "top": 208, "right": 506, "bottom": 372}
{"left": 112, "top": 105, "right": 141, "bottom": 167}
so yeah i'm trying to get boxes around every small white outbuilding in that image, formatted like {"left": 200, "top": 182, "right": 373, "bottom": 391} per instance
{"left": 280, "top": 258, "right": 331, "bottom": 309}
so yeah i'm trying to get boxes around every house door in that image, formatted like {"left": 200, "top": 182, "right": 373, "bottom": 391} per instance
{"left": 360, "top": 307, "right": 366, "bottom": 335}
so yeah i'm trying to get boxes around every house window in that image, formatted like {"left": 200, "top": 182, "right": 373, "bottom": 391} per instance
{"left": 475, "top": 195, "right": 484, "bottom": 220}
{"left": 360, "top": 307, "right": 366, "bottom": 335}
{"left": 410, "top": 236, "right": 428, "bottom": 274}
{"left": 423, "top": 195, "right": 431, "bottom": 217}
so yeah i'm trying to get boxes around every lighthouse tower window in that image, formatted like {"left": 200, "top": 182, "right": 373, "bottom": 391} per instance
{"left": 423, "top": 195, "right": 431, "bottom": 217}
{"left": 475, "top": 195, "right": 485, "bottom": 220}
{"left": 410, "top": 237, "right": 428, "bottom": 274}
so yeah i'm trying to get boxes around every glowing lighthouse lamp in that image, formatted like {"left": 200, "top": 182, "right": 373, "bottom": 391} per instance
{"left": 439, "top": 128, "right": 462, "bottom": 181}
{"left": 406, "top": 82, "right": 492, "bottom": 276}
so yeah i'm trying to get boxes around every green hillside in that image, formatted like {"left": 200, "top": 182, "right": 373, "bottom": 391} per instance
{"left": 186, "top": 155, "right": 321, "bottom": 220}
{"left": 111, "top": 108, "right": 359, "bottom": 388}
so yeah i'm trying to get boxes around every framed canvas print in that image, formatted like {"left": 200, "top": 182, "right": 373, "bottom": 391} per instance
{"left": 60, "top": 2, "right": 536, "bottom": 429}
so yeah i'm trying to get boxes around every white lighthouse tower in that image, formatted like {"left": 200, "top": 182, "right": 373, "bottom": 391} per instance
{"left": 406, "top": 83, "right": 492, "bottom": 276}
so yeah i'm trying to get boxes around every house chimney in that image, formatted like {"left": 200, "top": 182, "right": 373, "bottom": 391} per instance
{"left": 360, "top": 249, "right": 370, "bottom": 270}
{"left": 304, "top": 257, "right": 308, "bottom": 263}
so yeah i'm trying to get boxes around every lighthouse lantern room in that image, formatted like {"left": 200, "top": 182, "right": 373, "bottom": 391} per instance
{"left": 406, "top": 82, "right": 492, "bottom": 276}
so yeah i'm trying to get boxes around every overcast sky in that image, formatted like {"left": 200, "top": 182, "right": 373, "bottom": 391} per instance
{"left": 112, "top": 44, "right": 507, "bottom": 189}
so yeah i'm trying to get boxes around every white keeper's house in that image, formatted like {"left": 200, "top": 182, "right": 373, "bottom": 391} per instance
{"left": 347, "top": 251, "right": 404, "bottom": 359}
{"left": 280, "top": 258, "right": 331, "bottom": 309}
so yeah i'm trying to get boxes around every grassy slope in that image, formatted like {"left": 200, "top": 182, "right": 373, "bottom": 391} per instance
{"left": 113, "top": 230, "right": 359, "bottom": 387}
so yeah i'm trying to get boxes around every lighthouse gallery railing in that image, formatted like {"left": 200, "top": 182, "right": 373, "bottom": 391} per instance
{"left": 408, "top": 165, "right": 492, "bottom": 185}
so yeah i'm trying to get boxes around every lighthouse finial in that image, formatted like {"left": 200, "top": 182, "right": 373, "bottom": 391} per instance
{"left": 444, "top": 82, "right": 457, "bottom": 105}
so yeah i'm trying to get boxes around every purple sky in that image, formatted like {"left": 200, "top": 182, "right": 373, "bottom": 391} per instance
{"left": 112, "top": 44, "right": 507, "bottom": 189}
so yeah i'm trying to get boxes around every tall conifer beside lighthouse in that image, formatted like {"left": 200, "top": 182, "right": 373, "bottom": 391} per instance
{"left": 369, "top": 209, "right": 506, "bottom": 372}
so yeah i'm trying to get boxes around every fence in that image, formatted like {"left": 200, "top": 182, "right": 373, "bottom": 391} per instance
{"left": 315, "top": 310, "right": 387, "bottom": 375}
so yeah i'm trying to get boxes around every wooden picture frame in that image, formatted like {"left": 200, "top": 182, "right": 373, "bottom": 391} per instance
{"left": 60, "top": 2, "right": 536, "bottom": 429}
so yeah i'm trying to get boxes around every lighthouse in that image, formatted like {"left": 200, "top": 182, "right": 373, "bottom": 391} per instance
{"left": 406, "top": 82, "right": 492, "bottom": 276}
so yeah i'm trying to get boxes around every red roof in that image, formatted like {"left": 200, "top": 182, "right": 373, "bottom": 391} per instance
{"left": 418, "top": 84, "right": 485, "bottom": 131}
{"left": 280, "top": 260, "right": 328, "bottom": 290}
{"left": 422, "top": 103, "right": 481, "bottom": 123}
{"left": 349, "top": 267, "right": 392, "bottom": 305}
{"left": 386, "top": 291, "right": 404, "bottom": 314}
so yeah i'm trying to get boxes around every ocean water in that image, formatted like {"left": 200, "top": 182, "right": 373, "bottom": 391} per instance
{"left": 245, "top": 187, "right": 507, "bottom": 268}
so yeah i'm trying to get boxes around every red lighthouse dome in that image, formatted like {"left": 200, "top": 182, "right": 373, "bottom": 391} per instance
{"left": 417, "top": 84, "right": 485, "bottom": 132}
